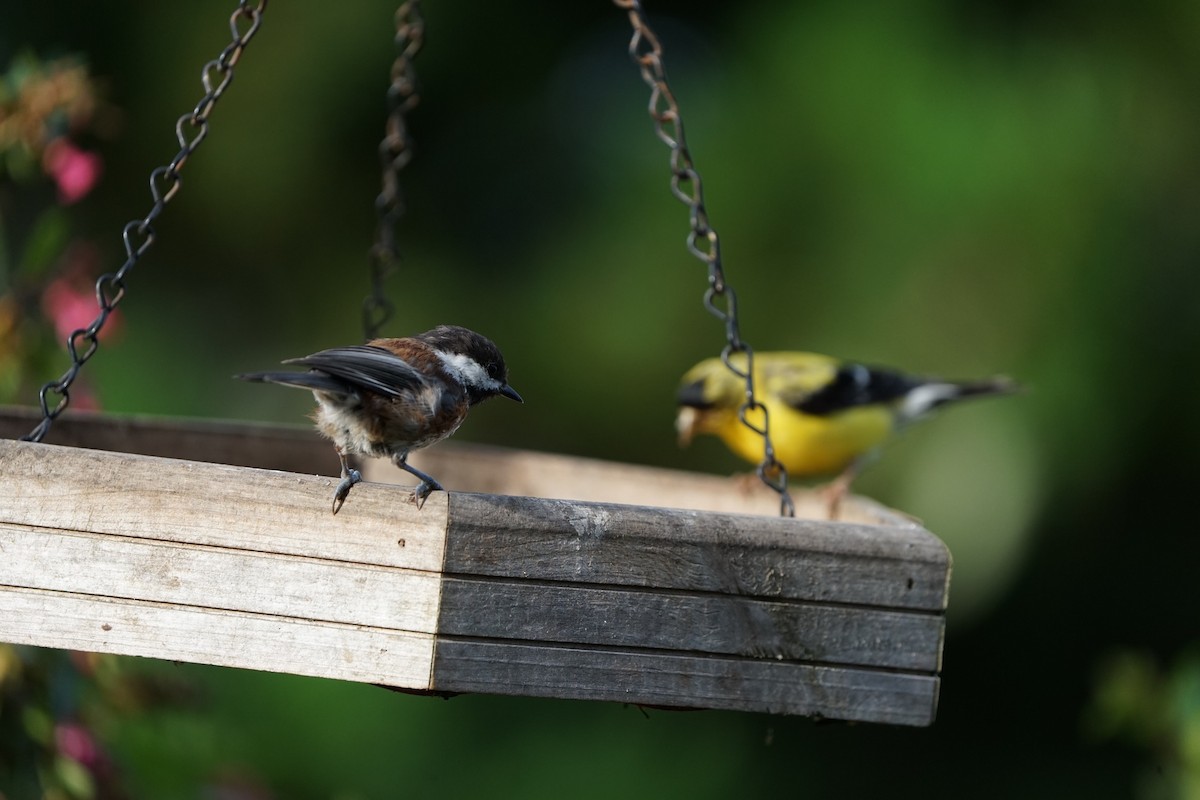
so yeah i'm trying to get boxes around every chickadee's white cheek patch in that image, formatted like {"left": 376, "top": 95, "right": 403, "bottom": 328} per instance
{"left": 437, "top": 351, "right": 500, "bottom": 393}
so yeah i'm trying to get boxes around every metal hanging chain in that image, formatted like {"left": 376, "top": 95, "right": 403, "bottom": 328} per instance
{"left": 362, "top": 0, "right": 425, "bottom": 342}
{"left": 613, "top": 0, "right": 794, "bottom": 516}
{"left": 21, "top": 0, "right": 268, "bottom": 444}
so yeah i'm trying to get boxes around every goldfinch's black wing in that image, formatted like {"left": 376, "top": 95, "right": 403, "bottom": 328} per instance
{"left": 781, "top": 363, "right": 922, "bottom": 416}
{"left": 282, "top": 345, "right": 425, "bottom": 398}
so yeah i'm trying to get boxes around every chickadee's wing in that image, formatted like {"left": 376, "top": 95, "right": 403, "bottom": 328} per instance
{"left": 235, "top": 370, "right": 358, "bottom": 395}
{"left": 776, "top": 360, "right": 921, "bottom": 416}
{"left": 283, "top": 345, "right": 425, "bottom": 399}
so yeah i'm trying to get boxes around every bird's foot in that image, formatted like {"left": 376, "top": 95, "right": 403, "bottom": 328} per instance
{"left": 332, "top": 468, "right": 362, "bottom": 515}
{"left": 818, "top": 460, "right": 863, "bottom": 521}
{"left": 817, "top": 478, "right": 851, "bottom": 521}
{"left": 732, "top": 471, "right": 765, "bottom": 495}
{"left": 409, "top": 477, "right": 445, "bottom": 510}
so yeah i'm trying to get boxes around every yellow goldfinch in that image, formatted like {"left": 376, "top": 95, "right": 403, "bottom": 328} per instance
{"left": 676, "top": 352, "right": 1018, "bottom": 510}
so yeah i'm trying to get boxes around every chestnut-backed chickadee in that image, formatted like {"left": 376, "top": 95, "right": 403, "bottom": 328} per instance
{"left": 237, "top": 324, "right": 522, "bottom": 513}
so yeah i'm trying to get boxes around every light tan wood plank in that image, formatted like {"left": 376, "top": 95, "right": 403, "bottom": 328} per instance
{"left": 0, "top": 523, "right": 441, "bottom": 633}
{"left": 0, "top": 438, "right": 449, "bottom": 572}
{"left": 385, "top": 445, "right": 908, "bottom": 524}
{"left": 0, "top": 585, "right": 436, "bottom": 688}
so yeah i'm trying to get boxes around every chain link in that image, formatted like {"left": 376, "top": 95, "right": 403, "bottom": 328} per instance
{"left": 614, "top": 0, "right": 794, "bottom": 516}
{"left": 21, "top": 0, "right": 268, "bottom": 444}
{"left": 362, "top": 1, "right": 425, "bottom": 342}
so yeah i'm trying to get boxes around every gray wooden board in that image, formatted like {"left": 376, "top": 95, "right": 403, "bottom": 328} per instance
{"left": 444, "top": 493, "right": 949, "bottom": 611}
{"left": 437, "top": 576, "right": 941, "bottom": 671}
{"left": 431, "top": 639, "right": 939, "bottom": 726}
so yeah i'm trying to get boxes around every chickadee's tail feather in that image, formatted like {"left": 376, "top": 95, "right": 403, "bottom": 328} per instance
{"left": 234, "top": 371, "right": 351, "bottom": 395}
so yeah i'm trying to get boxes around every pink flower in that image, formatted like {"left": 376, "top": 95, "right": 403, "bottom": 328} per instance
{"left": 42, "top": 138, "right": 102, "bottom": 204}
{"left": 41, "top": 273, "right": 121, "bottom": 345}
{"left": 68, "top": 382, "right": 101, "bottom": 411}
{"left": 55, "top": 721, "right": 102, "bottom": 769}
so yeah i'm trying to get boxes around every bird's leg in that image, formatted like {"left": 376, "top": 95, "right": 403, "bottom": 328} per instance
{"left": 331, "top": 448, "right": 362, "bottom": 515}
{"left": 393, "top": 452, "right": 444, "bottom": 509}
{"left": 820, "top": 459, "right": 862, "bottom": 521}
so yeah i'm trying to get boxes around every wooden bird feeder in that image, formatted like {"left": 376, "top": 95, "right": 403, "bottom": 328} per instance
{"left": 0, "top": 407, "right": 948, "bottom": 726}
{"left": 0, "top": 0, "right": 951, "bottom": 727}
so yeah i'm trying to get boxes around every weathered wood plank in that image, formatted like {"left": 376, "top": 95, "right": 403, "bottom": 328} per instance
{"left": 0, "top": 439, "right": 450, "bottom": 572}
{"left": 395, "top": 443, "right": 856, "bottom": 520}
{"left": 0, "top": 405, "right": 909, "bottom": 524}
{"left": 437, "top": 576, "right": 942, "bottom": 671}
{"left": 0, "top": 405, "right": 336, "bottom": 475}
{"left": 444, "top": 493, "right": 950, "bottom": 611}
{"left": 431, "top": 639, "right": 939, "bottom": 726}
{"left": 0, "top": 523, "right": 441, "bottom": 634}
{"left": 0, "top": 586, "right": 436, "bottom": 688}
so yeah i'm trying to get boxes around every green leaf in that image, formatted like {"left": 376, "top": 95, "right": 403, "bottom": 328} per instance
{"left": 55, "top": 754, "right": 97, "bottom": 800}
{"left": 22, "top": 704, "right": 54, "bottom": 744}
{"left": 19, "top": 206, "right": 70, "bottom": 278}
{"left": 0, "top": 211, "right": 10, "bottom": 291}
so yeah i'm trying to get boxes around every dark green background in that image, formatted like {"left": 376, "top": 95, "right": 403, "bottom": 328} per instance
{"left": 4, "top": 1, "right": 1199, "bottom": 797}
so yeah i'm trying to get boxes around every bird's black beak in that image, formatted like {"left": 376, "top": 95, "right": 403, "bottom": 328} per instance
{"left": 499, "top": 384, "right": 523, "bottom": 403}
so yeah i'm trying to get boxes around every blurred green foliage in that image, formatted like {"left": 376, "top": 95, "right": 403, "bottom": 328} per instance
{"left": 1086, "top": 650, "right": 1200, "bottom": 800}
{"left": 3, "top": 0, "right": 1200, "bottom": 797}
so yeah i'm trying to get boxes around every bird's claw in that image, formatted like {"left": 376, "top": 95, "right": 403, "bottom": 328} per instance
{"left": 409, "top": 478, "right": 444, "bottom": 510}
{"left": 332, "top": 468, "right": 362, "bottom": 515}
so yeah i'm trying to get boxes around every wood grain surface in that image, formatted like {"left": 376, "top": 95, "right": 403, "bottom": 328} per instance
{"left": 0, "top": 408, "right": 950, "bottom": 725}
